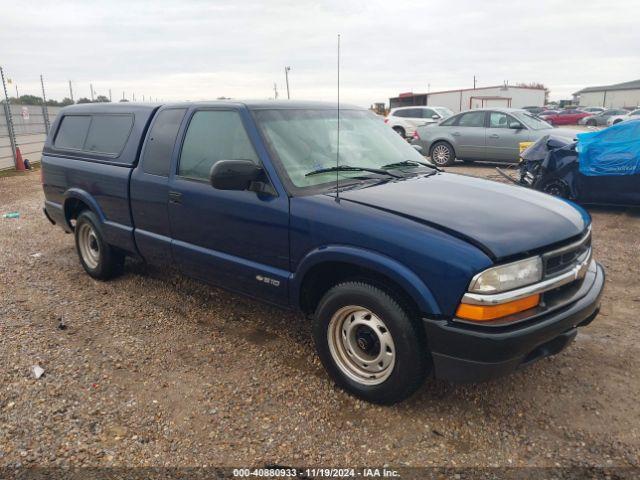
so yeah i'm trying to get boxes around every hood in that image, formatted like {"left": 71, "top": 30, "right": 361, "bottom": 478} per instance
{"left": 339, "top": 173, "right": 589, "bottom": 260}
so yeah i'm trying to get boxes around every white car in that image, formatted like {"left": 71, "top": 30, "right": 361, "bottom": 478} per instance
{"left": 385, "top": 106, "right": 453, "bottom": 138}
{"left": 580, "top": 106, "right": 605, "bottom": 114}
{"left": 607, "top": 108, "right": 640, "bottom": 126}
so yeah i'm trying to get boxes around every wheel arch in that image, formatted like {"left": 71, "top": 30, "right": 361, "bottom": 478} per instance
{"left": 63, "top": 189, "right": 106, "bottom": 231}
{"left": 292, "top": 246, "right": 441, "bottom": 317}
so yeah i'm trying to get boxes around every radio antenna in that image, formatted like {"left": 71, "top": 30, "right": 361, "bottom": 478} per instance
{"left": 335, "top": 33, "right": 341, "bottom": 202}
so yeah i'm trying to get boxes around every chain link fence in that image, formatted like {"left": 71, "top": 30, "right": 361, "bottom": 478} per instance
{"left": 0, "top": 102, "right": 61, "bottom": 170}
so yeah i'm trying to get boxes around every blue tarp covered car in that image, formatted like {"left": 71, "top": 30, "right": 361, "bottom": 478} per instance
{"left": 516, "top": 119, "right": 640, "bottom": 206}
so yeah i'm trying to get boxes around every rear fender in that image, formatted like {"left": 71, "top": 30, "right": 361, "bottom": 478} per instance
{"left": 63, "top": 188, "right": 107, "bottom": 229}
{"left": 63, "top": 188, "right": 136, "bottom": 254}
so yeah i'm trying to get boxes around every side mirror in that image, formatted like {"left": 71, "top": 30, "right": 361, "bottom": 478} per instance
{"left": 209, "top": 160, "right": 263, "bottom": 191}
{"left": 432, "top": 114, "right": 440, "bottom": 120}
{"left": 509, "top": 122, "right": 524, "bottom": 130}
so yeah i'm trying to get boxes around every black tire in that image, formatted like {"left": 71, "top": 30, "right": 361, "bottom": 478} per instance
{"left": 392, "top": 126, "right": 406, "bottom": 138}
{"left": 429, "top": 141, "right": 456, "bottom": 166}
{"left": 613, "top": 119, "right": 622, "bottom": 125}
{"left": 74, "top": 210, "right": 125, "bottom": 280}
{"left": 539, "top": 179, "right": 569, "bottom": 198}
{"left": 313, "top": 281, "right": 429, "bottom": 404}
{"left": 586, "top": 119, "right": 596, "bottom": 127}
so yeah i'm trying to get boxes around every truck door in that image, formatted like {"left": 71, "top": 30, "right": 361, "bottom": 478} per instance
{"left": 167, "top": 107, "right": 290, "bottom": 305}
{"left": 130, "top": 107, "right": 187, "bottom": 265}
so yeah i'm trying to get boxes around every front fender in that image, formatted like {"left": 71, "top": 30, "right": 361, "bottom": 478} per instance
{"left": 291, "top": 245, "right": 442, "bottom": 316}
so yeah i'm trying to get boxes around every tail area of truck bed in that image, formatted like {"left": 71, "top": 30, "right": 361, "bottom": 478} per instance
{"left": 41, "top": 103, "right": 159, "bottom": 255}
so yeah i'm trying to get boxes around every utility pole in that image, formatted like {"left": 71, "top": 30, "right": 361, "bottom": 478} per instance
{"left": 0, "top": 66, "right": 18, "bottom": 168}
{"left": 109, "top": 89, "right": 112, "bottom": 102}
{"left": 90, "top": 83, "right": 95, "bottom": 101}
{"left": 15, "top": 84, "right": 19, "bottom": 99}
{"left": 122, "top": 91, "right": 125, "bottom": 101}
{"left": 40, "top": 74, "right": 50, "bottom": 134}
{"left": 133, "top": 93, "right": 136, "bottom": 102}
{"left": 273, "top": 83, "right": 278, "bottom": 99}
{"left": 284, "top": 66, "right": 291, "bottom": 99}
{"left": 473, "top": 75, "right": 477, "bottom": 89}
{"left": 68, "top": 80, "right": 74, "bottom": 102}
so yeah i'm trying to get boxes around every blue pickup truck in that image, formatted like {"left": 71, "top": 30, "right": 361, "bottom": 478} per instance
{"left": 42, "top": 101, "right": 605, "bottom": 404}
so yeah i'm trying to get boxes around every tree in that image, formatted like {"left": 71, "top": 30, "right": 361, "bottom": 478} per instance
{"left": 517, "top": 82, "right": 550, "bottom": 104}
{"left": 60, "top": 97, "right": 74, "bottom": 106}
{"left": 95, "top": 95, "right": 110, "bottom": 103}
{"left": 118, "top": 98, "right": 129, "bottom": 102}
{"left": 77, "top": 97, "right": 92, "bottom": 104}
{"left": 16, "top": 94, "right": 44, "bottom": 105}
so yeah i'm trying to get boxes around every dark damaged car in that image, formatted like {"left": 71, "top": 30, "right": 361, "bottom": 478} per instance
{"left": 518, "top": 119, "right": 640, "bottom": 206}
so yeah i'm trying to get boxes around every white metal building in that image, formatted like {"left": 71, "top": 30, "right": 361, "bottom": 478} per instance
{"left": 573, "top": 79, "right": 640, "bottom": 108}
{"left": 389, "top": 85, "right": 546, "bottom": 113}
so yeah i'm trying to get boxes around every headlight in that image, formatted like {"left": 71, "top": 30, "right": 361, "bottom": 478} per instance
{"left": 469, "top": 256, "right": 543, "bottom": 294}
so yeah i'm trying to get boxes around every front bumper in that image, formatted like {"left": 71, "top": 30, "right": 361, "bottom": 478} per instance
{"left": 423, "top": 260, "right": 605, "bottom": 383}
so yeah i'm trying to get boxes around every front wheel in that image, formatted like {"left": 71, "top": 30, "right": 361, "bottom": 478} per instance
{"left": 430, "top": 141, "right": 455, "bottom": 166}
{"left": 313, "top": 282, "right": 429, "bottom": 404}
{"left": 539, "top": 179, "right": 570, "bottom": 198}
{"left": 75, "top": 210, "right": 125, "bottom": 280}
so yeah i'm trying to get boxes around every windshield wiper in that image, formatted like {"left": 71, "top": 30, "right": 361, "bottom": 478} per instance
{"left": 381, "top": 159, "right": 442, "bottom": 172}
{"left": 305, "top": 165, "right": 402, "bottom": 178}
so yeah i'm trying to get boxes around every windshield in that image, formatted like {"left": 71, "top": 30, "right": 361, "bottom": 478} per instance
{"left": 512, "top": 111, "right": 553, "bottom": 130}
{"left": 254, "top": 109, "right": 433, "bottom": 189}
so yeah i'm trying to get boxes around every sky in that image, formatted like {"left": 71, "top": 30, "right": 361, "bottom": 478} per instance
{"left": 1, "top": 0, "right": 639, "bottom": 107}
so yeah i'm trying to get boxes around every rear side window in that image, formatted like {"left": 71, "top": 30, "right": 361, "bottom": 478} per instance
{"left": 440, "top": 115, "right": 458, "bottom": 126}
{"left": 142, "top": 109, "right": 186, "bottom": 176}
{"left": 54, "top": 113, "right": 133, "bottom": 156}
{"left": 393, "top": 109, "right": 407, "bottom": 118}
{"left": 178, "top": 110, "right": 259, "bottom": 181}
{"left": 458, "top": 111, "right": 486, "bottom": 127}
{"left": 54, "top": 116, "right": 91, "bottom": 150}
{"left": 83, "top": 115, "right": 133, "bottom": 155}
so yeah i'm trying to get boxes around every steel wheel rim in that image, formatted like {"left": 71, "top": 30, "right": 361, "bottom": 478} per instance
{"left": 78, "top": 223, "right": 100, "bottom": 269}
{"left": 432, "top": 145, "right": 450, "bottom": 165}
{"left": 327, "top": 305, "right": 396, "bottom": 386}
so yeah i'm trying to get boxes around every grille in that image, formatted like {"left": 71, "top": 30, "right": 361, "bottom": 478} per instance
{"left": 543, "top": 229, "right": 591, "bottom": 278}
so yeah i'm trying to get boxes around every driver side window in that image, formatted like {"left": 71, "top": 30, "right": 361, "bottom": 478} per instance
{"left": 178, "top": 110, "right": 259, "bottom": 181}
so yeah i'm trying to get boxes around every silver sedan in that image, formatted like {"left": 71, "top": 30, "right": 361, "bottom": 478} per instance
{"left": 412, "top": 108, "right": 577, "bottom": 166}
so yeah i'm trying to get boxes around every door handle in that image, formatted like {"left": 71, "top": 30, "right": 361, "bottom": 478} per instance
{"left": 489, "top": 134, "right": 499, "bottom": 138}
{"left": 451, "top": 131, "right": 461, "bottom": 136}
{"left": 169, "top": 191, "right": 183, "bottom": 204}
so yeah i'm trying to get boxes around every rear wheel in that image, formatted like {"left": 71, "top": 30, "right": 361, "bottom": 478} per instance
{"left": 75, "top": 210, "right": 125, "bottom": 280}
{"left": 430, "top": 141, "right": 455, "bottom": 166}
{"left": 586, "top": 118, "right": 597, "bottom": 126}
{"left": 392, "top": 126, "right": 406, "bottom": 138}
{"left": 313, "top": 281, "right": 429, "bottom": 404}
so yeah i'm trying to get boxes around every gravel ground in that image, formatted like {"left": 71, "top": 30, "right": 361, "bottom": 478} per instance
{"left": 1, "top": 167, "right": 639, "bottom": 471}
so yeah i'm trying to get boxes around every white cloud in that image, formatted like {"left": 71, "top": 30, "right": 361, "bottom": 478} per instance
{"left": 2, "top": 0, "right": 639, "bottom": 105}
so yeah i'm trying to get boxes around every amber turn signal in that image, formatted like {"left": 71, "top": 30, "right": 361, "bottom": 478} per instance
{"left": 456, "top": 294, "right": 540, "bottom": 321}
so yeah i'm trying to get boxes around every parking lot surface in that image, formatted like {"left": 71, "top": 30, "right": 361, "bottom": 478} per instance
{"left": 1, "top": 167, "right": 639, "bottom": 469}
